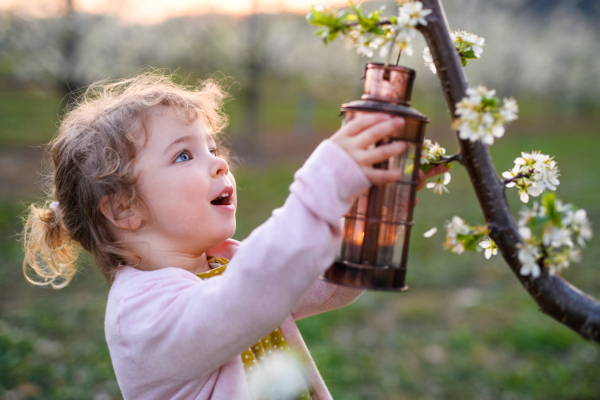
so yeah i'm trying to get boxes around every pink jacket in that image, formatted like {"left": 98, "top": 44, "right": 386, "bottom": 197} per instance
{"left": 104, "top": 140, "right": 371, "bottom": 399}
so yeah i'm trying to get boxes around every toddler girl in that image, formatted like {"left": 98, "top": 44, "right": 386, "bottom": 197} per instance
{"left": 22, "top": 74, "right": 439, "bottom": 399}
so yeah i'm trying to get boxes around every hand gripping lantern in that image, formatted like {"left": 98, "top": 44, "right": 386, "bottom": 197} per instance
{"left": 322, "top": 63, "right": 429, "bottom": 291}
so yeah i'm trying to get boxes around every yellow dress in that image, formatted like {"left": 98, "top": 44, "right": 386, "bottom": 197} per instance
{"left": 197, "top": 258, "right": 312, "bottom": 400}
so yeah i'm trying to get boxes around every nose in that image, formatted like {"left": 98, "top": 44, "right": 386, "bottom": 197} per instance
{"left": 211, "top": 155, "right": 229, "bottom": 177}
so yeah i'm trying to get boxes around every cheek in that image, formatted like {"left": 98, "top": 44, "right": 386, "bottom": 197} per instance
{"left": 140, "top": 173, "right": 209, "bottom": 223}
{"left": 228, "top": 172, "right": 237, "bottom": 200}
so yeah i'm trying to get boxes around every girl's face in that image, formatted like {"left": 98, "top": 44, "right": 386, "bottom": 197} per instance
{"left": 134, "top": 106, "right": 236, "bottom": 256}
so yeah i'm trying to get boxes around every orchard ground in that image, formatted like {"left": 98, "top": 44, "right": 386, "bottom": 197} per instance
{"left": 1, "top": 90, "right": 599, "bottom": 400}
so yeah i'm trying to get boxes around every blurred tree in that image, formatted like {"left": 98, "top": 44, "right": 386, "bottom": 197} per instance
{"left": 239, "top": 0, "right": 267, "bottom": 155}
{"left": 60, "top": 0, "right": 84, "bottom": 101}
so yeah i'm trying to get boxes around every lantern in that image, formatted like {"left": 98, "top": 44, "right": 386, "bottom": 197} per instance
{"left": 322, "top": 63, "right": 429, "bottom": 291}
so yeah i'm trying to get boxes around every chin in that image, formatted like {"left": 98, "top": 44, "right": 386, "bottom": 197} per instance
{"left": 210, "top": 222, "right": 236, "bottom": 248}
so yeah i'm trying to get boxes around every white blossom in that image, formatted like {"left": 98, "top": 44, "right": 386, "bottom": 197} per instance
{"left": 543, "top": 226, "right": 574, "bottom": 248}
{"left": 504, "top": 151, "right": 559, "bottom": 203}
{"left": 479, "top": 238, "right": 498, "bottom": 259}
{"left": 426, "top": 172, "right": 451, "bottom": 194}
{"left": 424, "top": 30, "right": 485, "bottom": 75}
{"left": 248, "top": 353, "right": 308, "bottom": 400}
{"left": 502, "top": 165, "right": 520, "bottom": 188}
{"left": 518, "top": 204, "right": 537, "bottom": 226}
{"left": 516, "top": 197, "right": 591, "bottom": 277}
{"left": 446, "top": 216, "right": 471, "bottom": 238}
{"left": 355, "top": 36, "right": 379, "bottom": 57}
{"left": 444, "top": 216, "right": 471, "bottom": 252}
{"left": 420, "top": 139, "right": 446, "bottom": 165}
{"left": 423, "top": 47, "right": 436, "bottom": 74}
{"left": 518, "top": 183, "right": 542, "bottom": 203}
{"left": 518, "top": 226, "right": 532, "bottom": 241}
{"left": 399, "top": 1, "right": 432, "bottom": 28}
{"left": 571, "top": 209, "right": 593, "bottom": 247}
{"left": 515, "top": 152, "right": 560, "bottom": 192}
{"left": 568, "top": 247, "right": 582, "bottom": 263}
{"left": 547, "top": 254, "right": 568, "bottom": 276}
{"left": 455, "top": 86, "right": 517, "bottom": 145}
{"left": 518, "top": 243, "right": 541, "bottom": 278}
{"left": 450, "top": 242, "right": 465, "bottom": 254}
{"left": 451, "top": 30, "right": 485, "bottom": 58}
{"left": 345, "top": 1, "right": 430, "bottom": 59}
{"left": 423, "top": 227, "right": 438, "bottom": 238}
{"left": 392, "top": 1, "right": 430, "bottom": 57}
{"left": 501, "top": 97, "right": 519, "bottom": 122}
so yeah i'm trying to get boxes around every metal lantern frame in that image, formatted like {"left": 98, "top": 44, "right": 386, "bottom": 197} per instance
{"left": 322, "top": 63, "right": 429, "bottom": 291}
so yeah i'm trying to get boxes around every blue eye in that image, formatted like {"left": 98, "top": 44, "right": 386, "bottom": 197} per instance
{"left": 209, "top": 148, "right": 218, "bottom": 157}
{"left": 175, "top": 151, "right": 192, "bottom": 163}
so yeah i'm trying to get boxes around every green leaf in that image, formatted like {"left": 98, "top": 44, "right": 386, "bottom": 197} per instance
{"left": 420, "top": 164, "right": 434, "bottom": 173}
{"left": 349, "top": 1, "right": 363, "bottom": 17}
{"left": 373, "top": 26, "right": 385, "bottom": 36}
{"left": 463, "top": 50, "right": 477, "bottom": 59}
{"left": 542, "top": 193, "right": 562, "bottom": 227}
{"left": 532, "top": 216, "right": 550, "bottom": 229}
{"left": 461, "top": 58, "right": 467, "bottom": 67}
{"left": 481, "top": 96, "right": 500, "bottom": 108}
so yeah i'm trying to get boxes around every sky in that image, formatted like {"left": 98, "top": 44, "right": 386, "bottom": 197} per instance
{"left": 1, "top": 0, "right": 349, "bottom": 24}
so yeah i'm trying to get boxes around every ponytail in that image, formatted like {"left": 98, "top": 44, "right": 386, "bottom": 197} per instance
{"left": 22, "top": 202, "right": 80, "bottom": 289}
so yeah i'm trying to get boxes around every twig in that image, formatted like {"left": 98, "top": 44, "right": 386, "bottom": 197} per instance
{"left": 395, "top": 48, "right": 402, "bottom": 66}
{"left": 503, "top": 172, "right": 532, "bottom": 185}
{"left": 439, "top": 152, "right": 462, "bottom": 164}
{"left": 346, "top": 21, "right": 393, "bottom": 28}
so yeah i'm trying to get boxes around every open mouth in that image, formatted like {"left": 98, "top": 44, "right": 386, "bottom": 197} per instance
{"left": 211, "top": 188, "right": 233, "bottom": 206}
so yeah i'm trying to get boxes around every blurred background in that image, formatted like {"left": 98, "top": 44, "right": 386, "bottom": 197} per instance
{"left": 1, "top": 0, "right": 599, "bottom": 398}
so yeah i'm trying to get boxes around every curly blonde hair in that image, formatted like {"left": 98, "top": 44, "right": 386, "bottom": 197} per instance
{"left": 22, "top": 72, "right": 230, "bottom": 288}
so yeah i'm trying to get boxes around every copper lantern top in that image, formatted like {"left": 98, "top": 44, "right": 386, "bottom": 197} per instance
{"left": 361, "top": 63, "right": 416, "bottom": 106}
{"left": 340, "top": 63, "right": 429, "bottom": 138}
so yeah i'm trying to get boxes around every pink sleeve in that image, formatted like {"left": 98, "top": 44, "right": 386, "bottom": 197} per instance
{"left": 111, "top": 140, "right": 371, "bottom": 381}
{"left": 292, "top": 279, "right": 365, "bottom": 320}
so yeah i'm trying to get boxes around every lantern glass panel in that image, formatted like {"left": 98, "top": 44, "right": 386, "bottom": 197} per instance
{"left": 392, "top": 225, "right": 408, "bottom": 265}
{"left": 379, "top": 184, "right": 396, "bottom": 222}
{"left": 376, "top": 222, "right": 399, "bottom": 266}
{"left": 340, "top": 216, "right": 365, "bottom": 264}
{"left": 390, "top": 183, "right": 412, "bottom": 222}
{"left": 355, "top": 192, "right": 369, "bottom": 217}
{"left": 401, "top": 143, "right": 418, "bottom": 182}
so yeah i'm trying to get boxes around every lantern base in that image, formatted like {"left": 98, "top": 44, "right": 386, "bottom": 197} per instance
{"left": 321, "top": 261, "right": 408, "bottom": 292}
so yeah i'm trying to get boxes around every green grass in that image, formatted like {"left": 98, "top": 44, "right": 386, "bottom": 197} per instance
{"left": 0, "top": 92, "right": 65, "bottom": 147}
{"left": 1, "top": 90, "right": 600, "bottom": 399}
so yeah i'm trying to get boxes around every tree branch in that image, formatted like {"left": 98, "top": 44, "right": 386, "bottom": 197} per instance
{"left": 417, "top": 0, "right": 600, "bottom": 343}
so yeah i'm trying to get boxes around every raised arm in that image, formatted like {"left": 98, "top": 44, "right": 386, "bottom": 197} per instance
{"left": 109, "top": 115, "right": 410, "bottom": 380}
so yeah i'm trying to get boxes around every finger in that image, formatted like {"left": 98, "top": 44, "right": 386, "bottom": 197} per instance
{"left": 416, "top": 170, "right": 427, "bottom": 191}
{"left": 353, "top": 117, "right": 405, "bottom": 148}
{"left": 357, "top": 141, "right": 407, "bottom": 166}
{"left": 416, "top": 165, "right": 449, "bottom": 191}
{"left": 422, "top": 164, "right": 449, "bottom": 180}
{"left": 336, "top": 113, "right": 392, "bottom": 138}
{"left": 362, "top": 167, "right": 402, "bottom": 185}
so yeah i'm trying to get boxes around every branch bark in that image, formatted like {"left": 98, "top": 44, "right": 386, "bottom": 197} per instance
{"left": 417, "top": 0, "right": 600, "bottom": 343}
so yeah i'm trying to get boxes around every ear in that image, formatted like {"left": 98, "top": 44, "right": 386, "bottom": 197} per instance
{"left": 99, "top": 194, "right": 144, "bottom": 232}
